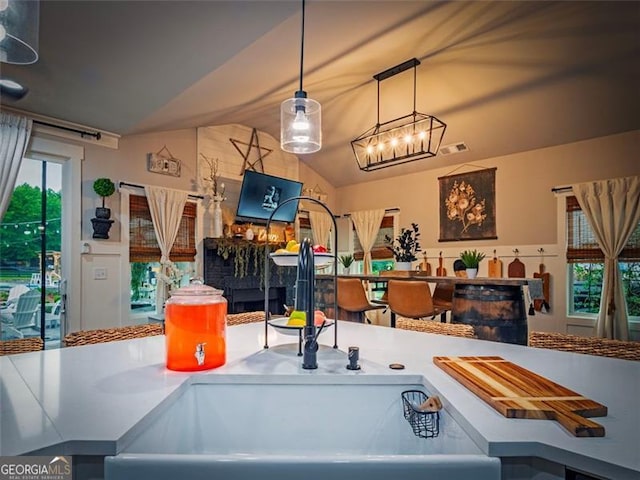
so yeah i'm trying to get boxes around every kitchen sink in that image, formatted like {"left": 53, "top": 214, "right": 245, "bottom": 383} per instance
{"left": 105, "top": 373, "right": 500, "bottom": 480}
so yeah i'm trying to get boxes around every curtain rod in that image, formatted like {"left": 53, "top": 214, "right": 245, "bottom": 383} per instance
{"left": 342, "top": 207, "right": 400, "bottom": 218}
{"left": 33, "top": 120, "right": 101, "bottom": 140}
{"left": 551, "top": 186, "right": 572, "bottom": 193}
{"left": 119, "top": 181, "right": 204, "bottom": 200}
{"left": 298, "top": 209, "right": 340, "bottom": 218}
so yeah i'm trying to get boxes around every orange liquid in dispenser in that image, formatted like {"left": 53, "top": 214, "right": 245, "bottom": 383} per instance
{"left": 165, "top": 302, "right": 227, "bottom": 371}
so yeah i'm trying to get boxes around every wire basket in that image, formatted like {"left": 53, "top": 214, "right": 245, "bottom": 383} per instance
{"left": 401, "top": 390, "right": 440, "bottom": 438}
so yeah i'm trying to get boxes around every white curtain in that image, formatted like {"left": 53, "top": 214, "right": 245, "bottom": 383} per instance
{"left": 144, "top": 186, "right": 188, "bottom": 311}
{"left": 0, "top": 113, "right": 33, "bottom": 219}
{"left": 573, "top": 176, "right": 640, "bottom": 340}
{"left": 350, "top": 209, "right": 385, "bottom": 275}
{"left": 309, "top": 210, "right": 333, "bottom": 249}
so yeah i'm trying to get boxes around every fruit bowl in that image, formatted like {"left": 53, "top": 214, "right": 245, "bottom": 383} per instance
{"left": 268, "top": 317, "right": 335, "bottom": 336}
{"left": 269, "top": 252, "right": 334, "bottom": 267}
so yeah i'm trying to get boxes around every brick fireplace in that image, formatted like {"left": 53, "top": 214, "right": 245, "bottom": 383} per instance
{"left": 203, "top": 238, "right": 296, "bottom": 315}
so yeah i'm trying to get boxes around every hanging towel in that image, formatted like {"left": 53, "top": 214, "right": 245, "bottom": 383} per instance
{"left": 527, "top": 278, "right": 544, "bottom": 300}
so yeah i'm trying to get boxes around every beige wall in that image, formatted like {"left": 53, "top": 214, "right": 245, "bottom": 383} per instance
{"left": 82, "top": 129, "right": 198, "bottom": 242}
{"left": 337, "top": 130, "right": 639, "bottom": 243}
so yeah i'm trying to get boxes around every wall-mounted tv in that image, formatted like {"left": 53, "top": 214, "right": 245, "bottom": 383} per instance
{"left": 235, "top": 171, "right": 303, "bottom": 224}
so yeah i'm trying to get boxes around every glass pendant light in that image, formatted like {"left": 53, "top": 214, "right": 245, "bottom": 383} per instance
{"left": 281, "top": 0, "right": 321, "bottom": 154}
{"left": 0, "top": 0, "right": 39, "bottom": 65}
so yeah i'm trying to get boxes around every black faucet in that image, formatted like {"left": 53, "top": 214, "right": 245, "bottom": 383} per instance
{"left": 296, "top": 238, "right": 318, "bottom": 369}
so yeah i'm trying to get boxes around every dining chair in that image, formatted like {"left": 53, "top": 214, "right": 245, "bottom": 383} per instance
{"left": 336, "top": 278, "right": 385, "bottom": 323}
{"left": 368, "top": 269, "right": 401, "bottom": 310}
{"left": 0, "top": 289, "right": 40, "bottom": 339}
{"left": 64, "top": 324, "right": 164, "bottom": 347}
{"left": 387, "top": 279, "right": 447, "bottom": 328}
{"left": 0, "top": 337, "right": 44, "bottom": 355}
{"left": 396, "top": 317, "right": 476, "bottom": 339}
{"left": 528, "top": 331, "right": 640, "bottom": 361}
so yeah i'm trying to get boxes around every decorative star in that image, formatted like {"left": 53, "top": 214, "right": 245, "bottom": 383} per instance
{"left": 229, "top": 128, "right": 273, "bottom": 174}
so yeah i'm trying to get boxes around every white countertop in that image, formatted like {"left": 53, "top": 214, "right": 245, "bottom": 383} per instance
{"left": 1, "top": 321, "right": 638, "bottom": 479}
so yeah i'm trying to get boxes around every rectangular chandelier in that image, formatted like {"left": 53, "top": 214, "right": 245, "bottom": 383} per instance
{"left": 351, "top": 58, "right": 446, "bottom": 172}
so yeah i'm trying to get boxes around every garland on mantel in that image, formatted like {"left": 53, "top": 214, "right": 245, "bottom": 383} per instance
{"left": 209, "top": 238, "right": 286, "bottom": 284}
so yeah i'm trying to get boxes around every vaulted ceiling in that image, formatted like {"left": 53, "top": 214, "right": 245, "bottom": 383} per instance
{"left": 2, "top": 1, "right": 639, "bottom": 187}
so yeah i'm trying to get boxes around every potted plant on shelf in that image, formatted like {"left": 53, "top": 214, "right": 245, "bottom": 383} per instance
{"left": 385, "top": 223, "right": 421, "bottom": 271}
{"left": 339, "top": 254, "right": 354, "bottom": 274}
{"left": 460, "top": 249, "right": 486, "bottom": 279}
{"left": 91, "top": 177, "right": 116, "bottom": 239}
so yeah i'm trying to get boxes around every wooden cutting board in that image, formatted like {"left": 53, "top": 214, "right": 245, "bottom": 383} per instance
{"left": 436, "top": 252, "right": 447, "bottom": 276}
{"left": 421, "top": 252, "right": 432, "bottom": 276}
{"left": 433, "top": 356, "right": 607, "bottom": 437}
{"left": 488, "top": 258, "right": 503, "bottom": 278}
{"left": 508, "top": 258, "right": 526, "bottom": 278}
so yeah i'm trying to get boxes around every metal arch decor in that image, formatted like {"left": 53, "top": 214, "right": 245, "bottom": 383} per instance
{"left": 229, "top": 128, "right": 273, "bottom": 175}
{"left": 438, "top": 167, "right": 497, "bottom": 242}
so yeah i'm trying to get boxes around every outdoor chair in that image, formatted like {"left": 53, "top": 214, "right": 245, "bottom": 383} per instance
{"left": 45, "top": 300, "right": 62, "bottom": 328}
{"left": 0, "top": 289, "right": 40, "bottom": 339}
{"left": 0, "top": 284, "right": 30, "bottom": 311}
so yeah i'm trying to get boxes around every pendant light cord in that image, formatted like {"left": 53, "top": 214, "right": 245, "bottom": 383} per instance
{"left": 299, "top": 0, "right": 306, "bottom": 92}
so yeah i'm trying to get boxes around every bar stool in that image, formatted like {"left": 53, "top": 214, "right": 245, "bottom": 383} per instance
{"left": 432, "top": 283, "right": 454, "bottom": 322}
{"left": 387, "top": 279, "right": 447, "bottom": 328}
{"left": 337, "top": 278, "right": 386, "bottom": 323}
{"left": 369, "top": 269, "right": 399, "bottom": 308}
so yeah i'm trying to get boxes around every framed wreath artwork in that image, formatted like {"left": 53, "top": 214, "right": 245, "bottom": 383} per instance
{"left": 438, "top": 167, "right": 497, "bottom": 242}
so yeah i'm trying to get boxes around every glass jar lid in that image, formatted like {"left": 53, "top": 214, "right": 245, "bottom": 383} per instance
{"left": 167, "top": 278, "right": 224, "bottom": 303}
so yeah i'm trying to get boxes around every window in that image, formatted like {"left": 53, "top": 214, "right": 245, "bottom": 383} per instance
{"left": 566, "top": 196, "right": 640, "bottom": 317}
{"left": 0, "top": 159, "right": 63, "bottom": 346}
{"left": 129, "top": 195, "right": 197, "bottom": 313}
{"left": 353, "top": 214, "right": 395, "bottom": 262}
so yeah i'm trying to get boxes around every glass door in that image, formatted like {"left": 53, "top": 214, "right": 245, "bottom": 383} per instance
{"left": 0, "top": 158, "right": 62, "bottom": 348}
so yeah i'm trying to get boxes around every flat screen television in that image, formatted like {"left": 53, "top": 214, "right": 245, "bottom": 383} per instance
{"left": 235, "top": 171, "right": 303, "bottom": 224}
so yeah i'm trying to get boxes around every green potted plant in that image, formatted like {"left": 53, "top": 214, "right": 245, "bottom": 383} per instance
{"left": 339, "top": 254, "right": 354, "bottom": 273}
{"left": 460, "top": 249, "right": 486, "bottom": 278}
{"left": 91, "top": 178, "right": 116, "bottom": 239}
{"left": 385, "top": 223, "right": 421, "bottom": 270}
{"left": 93, "top": 178, "right": 116, "bottom": 219}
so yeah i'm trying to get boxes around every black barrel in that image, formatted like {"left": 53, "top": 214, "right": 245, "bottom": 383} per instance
{"left": 451, "top": 284, "right": 528, "bottom": 345}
